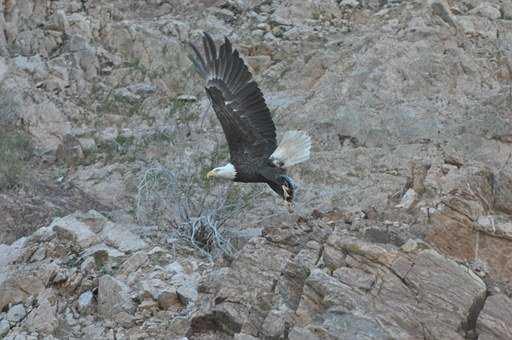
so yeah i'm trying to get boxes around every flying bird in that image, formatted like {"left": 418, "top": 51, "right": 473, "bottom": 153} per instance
{"left": 188, "top": 32, "right": 311, "bottom": 210}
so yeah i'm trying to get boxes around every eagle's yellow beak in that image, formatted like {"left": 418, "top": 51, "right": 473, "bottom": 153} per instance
{"left": 207, "top": 170, "right": 215, "bottom": 179}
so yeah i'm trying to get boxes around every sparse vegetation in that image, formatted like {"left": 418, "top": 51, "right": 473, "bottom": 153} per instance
{"left": 135, "top": 162, "right": 263, "bottom": 260}
{"left": 0, "top": 126, "right": 33, "bottom": 190}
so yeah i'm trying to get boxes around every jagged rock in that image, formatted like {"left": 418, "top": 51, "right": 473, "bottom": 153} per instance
{"left": 51, "top": 215, "right": 99, "bottom": 250}
{"left": 138, "top": 298, "right": 158, "bottom": 311}
{"left": 426, "top": 165, "right": 512, "bottom": 281}
{"left": 0, "top": 318, "right": 10, "bottom": 337}
{"left": 173, "top": 272, "right": 200, "bottom": 306}
{"left": 157, "top": 290, "right": 183, "bottom": 311}
{"left": 100, "top": 223, "right": 146, "bottom": 252}
{"left": 6, "top": 304, "right": 26, "bottom": 323}
{"left": 188, "top": 238, "right": 293, "bottom": 337}
{"left": 191, "top": 220, "right": 486, "bottom": 339}
{"left": 477, "top": 294, "right": 512, "bottom": 340}
{"left": 77, "top": 138, "right": 97, "bottom": 154}
{"left": 246, "top": 55, "right": 272, "bottom": 73}
{"left": 0, "top": 262, "right": 58, "bottom": 311}
{"left": 332, "top": 267, "right": 375, "bottom": 290}
{"left": 119, "top": 251, "right": 149, "bottom": 276}
{"left": 98, "top": 275, "right": 136, "bottom": 326}
{"left": 138, "top": 277, "right": 170, "bottom": 301}
{"left": 24, "top": 289, "right": 58, "bottom": 335}
{"left": 81, "top": 243, "right": 125, "bottom": 267}
{"left": 78, "top": 290, "right": 95, "bottom": 315}
{"left": 456, "top": 15, "right": 497, "bottom": 40}
{"left": 395, "top": 188, "right": 417, "bottom": 209}
{"left": 469, "top": 3, "right": 501, "bottom": 20}
{"left": 400, "top": 238, "right": 430, "bottom": 253}
{"left": 1, "top": 0, "right": 512, "bottom": 338}
{"left": 0, "top": 239, "right": 25, "bottom": 267}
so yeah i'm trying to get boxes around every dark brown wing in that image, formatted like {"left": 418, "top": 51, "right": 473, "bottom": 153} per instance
{"left": 188, "top": 32, "right": 276, "bottom": 166}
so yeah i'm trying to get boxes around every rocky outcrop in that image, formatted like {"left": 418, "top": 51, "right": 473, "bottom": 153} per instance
{"left": 477, "top": 294, "right": 512, "bottom": 340}
{"left": 424, "top": 164, "right": 512, "bottom": 281}
{"left": 190, "top": 219, "right": 488, "bottom": 339}
{"left": 0, "top": 0, "right": 512, "bottom": 339}
{"left": 0, "top": 211, "right": 200, "bottom": 339}
{"left": 2, "top": 209, "right": 507, "bottom": 339}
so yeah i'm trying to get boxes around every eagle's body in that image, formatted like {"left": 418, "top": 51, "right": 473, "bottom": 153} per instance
{"left": 188, "top": 33, "right": 311, "bottom": 207}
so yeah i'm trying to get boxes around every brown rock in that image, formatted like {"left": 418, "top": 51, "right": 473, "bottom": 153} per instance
{"left": 157, "top": 290, "right": 183, "bottom": 311}
{"left": 55, "top": 134, "right": 85, "bottom": 166}
{"left": 0, "top": 262, "right": 57, "bottom": 311}
{"left": 426, "top": 165, "right": 512, "bottom": 281}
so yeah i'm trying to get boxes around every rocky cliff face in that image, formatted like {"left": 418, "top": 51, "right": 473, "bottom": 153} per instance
{"left": 1, "top": 0, "right": 512, "bottom": 339}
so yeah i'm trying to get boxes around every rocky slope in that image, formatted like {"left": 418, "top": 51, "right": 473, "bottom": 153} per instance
{"left": 1, "top": 0, "right": 512, "bottom": 339}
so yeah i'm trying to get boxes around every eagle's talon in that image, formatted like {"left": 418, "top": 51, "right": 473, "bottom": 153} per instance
{"left": 282, "top": 185, "right": 290, "bottom": 199}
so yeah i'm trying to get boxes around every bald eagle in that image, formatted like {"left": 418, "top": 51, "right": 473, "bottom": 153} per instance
{"left": 188, "top": 32, "right": 311, "bottom": 209}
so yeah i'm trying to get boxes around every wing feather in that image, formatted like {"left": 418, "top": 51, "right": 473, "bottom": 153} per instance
{"left": 188, "top": 33, "right": 277, "bottom": 164}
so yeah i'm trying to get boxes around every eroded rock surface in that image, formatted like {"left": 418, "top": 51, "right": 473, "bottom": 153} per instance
{"left": 1, "top": 0, "right": 512, "bottom": 339}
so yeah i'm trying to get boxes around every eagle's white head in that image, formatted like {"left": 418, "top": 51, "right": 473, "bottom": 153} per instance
{"left": 207, "top": 163, "right": 237, "bottom": 180}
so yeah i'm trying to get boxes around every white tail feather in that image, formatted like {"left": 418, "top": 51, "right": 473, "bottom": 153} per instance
{"left": 270, "top": 130, "right": 311, "bottom": 168}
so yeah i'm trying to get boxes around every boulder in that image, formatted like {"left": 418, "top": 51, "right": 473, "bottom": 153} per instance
{"left": 97, "top": 275, "right": 136, "bottom": 326}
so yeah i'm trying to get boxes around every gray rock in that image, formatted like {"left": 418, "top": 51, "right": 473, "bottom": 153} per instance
{"left": 469, "top": 3, "right": 501, "bottom": 20}
{"left": 332, "top": 267, "right": 375, "bottom": 290}
{"left": 0, "top": 57, "right": 7, "bottom": 82}
{"left": 430, "top": 0, "right": 456, "bottom": 28}
{"left": 113, "top": 87, "right": 141, "bottom": 105}
{"left": 456, "top": 15, "right": 497, "bottom": 40}
{"left": 0, "top": 262, "right": 57, "bottom": 311}
{"left": 495, "top": 169, "right": 512, "bottom": 214}
{"left": 78, "top": 291, "right": 94, "bottom": 315}
{"left": 502, "top": 2, "right": 512, "bottom": 20}
{"left": 51, "top": 215, "right": 100, "bottom": 250}
{"left": 97, "top": 275, "right": 136, "bottom": 325}
{"left": 126, "top": 83, "right": 157, "bottom": 96}
{"left": 78, "top": 138, "right": 97, "bottom": 154}
{"left": 6, "top": 304, "right": 26, "bottom": 323}
{"left": 119, "top": 251, "right": 149, "bottom": 276}
{"left": 100, "top": 223, "right": 146, "bottom": 252}
{"left": 81, "top": 243, "right": 125, "bottom": 260}
{"left": 288, "top": 327, "right": 320, "bottom": 340}
{"left": 173, "top": 271, "right": 200, "bottom": 305}
{"left": 340, "top": 0, "right": 360, "bottom": 7}
{"left": 23, "top": 289, "right": 58, "bottom": 335}
{"left": 176, "top": 94, "right": 197, "bottom": 102}
{"left": 13, "top": 55, "right": 49, "bottom": 81}
{"left": 395, "top": 188, "right": 417, "bottom": 209}
{"left": 0, "top": 318, "right": 10, "bottom": 337}
{"left": 477, "top": 294, "right": 512, "bottom": 340}
{"left": 234, "top": 334, "right": 260, "bottom": 340}
{"left": 0, "top": 240, "right": 25, "bottom": 267}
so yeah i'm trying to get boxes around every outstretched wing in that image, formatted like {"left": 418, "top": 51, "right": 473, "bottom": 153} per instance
{"left": 188, "top": 32, "right": 276, "bottom": 165}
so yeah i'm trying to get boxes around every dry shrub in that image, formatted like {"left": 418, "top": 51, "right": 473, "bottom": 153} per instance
{"left": 135, "top": 164, "right": 261, "bottom": 260}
